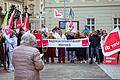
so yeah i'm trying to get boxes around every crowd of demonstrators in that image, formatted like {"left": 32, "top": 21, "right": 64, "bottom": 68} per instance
{"left": 38, "top": 26, "right": 108, "bottom": 64}
{"left": 0, "top": 26, "right": 44, "bottom": 70}
{"left": 0, "top": 24, "right": 109, "bottom": 74}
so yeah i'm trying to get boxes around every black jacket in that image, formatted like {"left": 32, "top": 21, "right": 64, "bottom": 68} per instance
{"left": 89, "top": 35, "right": 101, "bottom": 48}
{"left": 66, "top": 34, "right": 75, "bottom": 51}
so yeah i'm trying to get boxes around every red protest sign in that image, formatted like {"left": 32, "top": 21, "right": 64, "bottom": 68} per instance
{"left": 104, "top": 53, "right": 118, "bottom": 65}
{"left": 101, "top": 27, "right": 120, "bottom": 57}
{"left": 43, "top": 40, "right": 48, "bottom": 46}
{"left": 82, "top": 39, "right": 89, "bottom": 46}
{"left": 103, "top": 32, "right": 120, "bottom": 53}
{"left": 34, "top": 33, "right": 42, "bottom": 47}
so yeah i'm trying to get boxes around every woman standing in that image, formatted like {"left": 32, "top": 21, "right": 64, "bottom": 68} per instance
{"left": 46, "top": 32, "right": 55, "bottom": 63}
{"left": 12, "top": 32, "right": 44, "bottom": 80}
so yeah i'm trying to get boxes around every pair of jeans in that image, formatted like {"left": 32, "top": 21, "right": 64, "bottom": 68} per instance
{"left": 69, "top": 51, "right": 75, "bottom": 61}
{"left": 90, "top": 47, "right": 100, "bottom": 63}
{"left": 8, "top": 51, "right": 14, "bottom": 70}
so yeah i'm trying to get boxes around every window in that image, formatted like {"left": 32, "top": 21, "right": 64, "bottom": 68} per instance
{"left": 114, "top": 18, "right": 120, "bottom": 28}
{"left": 87, "top": 18, "right": 95, "bottom": 31}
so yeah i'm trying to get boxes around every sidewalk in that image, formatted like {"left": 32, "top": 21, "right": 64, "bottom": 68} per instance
{"left": 98, "top": 64, "right": 120, "bottom": 79}
{"left": 41, "top": 62, "right": 110, "bottom": 80}
{"left": 0, "top": 68, "right": 14, "bottom": 80}
{"left": 0, "top": 62, "right": 111, "bottom": 80}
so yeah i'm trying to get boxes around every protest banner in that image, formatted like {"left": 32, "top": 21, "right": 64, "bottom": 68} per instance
{"left": 101, "top": 27, "right": 120, "bottom": 65}
{"left": 42, "top": 38, "right": 89, "bottom": 48}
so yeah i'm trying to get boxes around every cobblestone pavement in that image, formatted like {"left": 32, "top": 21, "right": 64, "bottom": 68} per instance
{"left": 0, "top": 61, "right": 111, "bottom": 80}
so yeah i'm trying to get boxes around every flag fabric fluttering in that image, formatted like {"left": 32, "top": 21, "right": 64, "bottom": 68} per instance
{"left": 23, "top": 13, "right": 29, "bottom": 32}
{"left": 101, "top": 27, "right": 120, "bottom": 56}
{"left": 1, "top": 7, "right": 11, "bottom": 36}
{"left": 54, "top": 9, "right": 63, "bottom": 18}
{"left": 2, "top": 7, "right": 10, "bottom": 29}
{"left": 16, "top": 14, "right": 23, "bottom": 29}
{"left": 68, "top": 18, "right": 74, "bottom": 32}
{"left": 8, "top": 10, "right": 15, "bottom": 29}
{"left": 69, "top": 7, "right": 74, "bottom": 20}
{"left": 67, "top": 7, "right": 75, "bottom": 32}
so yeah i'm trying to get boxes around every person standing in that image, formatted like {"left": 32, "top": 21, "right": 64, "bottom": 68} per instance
{"left": 46, "top": 32, "right": 55, "bottom": 63}
{"left": 4, "top": 29, "right": 17, "bottom": 72}
{"left": 66, "top": 32, "right": 76, "bottom": 63}
{"left": 17, "top": 28, "right": 25, "bottom": 46}
{"left": 0, "top": 28, "right": 5, "bottom": 67}
{"left": 58, "top": 30, "right": 67, "bottom": 63}
{"left": 12, "top": 32, "right": 44, "bottom": 80}
{"left": 89, "top": 31, "right": 101, "bottom": 64}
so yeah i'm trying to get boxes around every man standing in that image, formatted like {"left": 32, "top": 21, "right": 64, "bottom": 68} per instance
{"left": 89, "top": 31, "right": 101, "bottom": 64}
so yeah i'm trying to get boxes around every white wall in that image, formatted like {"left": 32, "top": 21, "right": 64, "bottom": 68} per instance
{"left": 44, "top": 0, "right": 120, "bottom": 33}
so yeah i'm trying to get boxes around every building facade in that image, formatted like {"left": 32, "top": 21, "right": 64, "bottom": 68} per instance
{"left": 0, "top": 0, "right": 23, "bottom": 13}
{"left": 24, "top": 0, "right": 45, "bottom": 30}
{"left": 44, "top": 0, "right": 120, "bottom": 33}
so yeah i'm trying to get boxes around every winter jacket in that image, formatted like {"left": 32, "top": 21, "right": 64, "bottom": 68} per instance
{"left": 12, "top": 45, "right": 44, "bottom": 80}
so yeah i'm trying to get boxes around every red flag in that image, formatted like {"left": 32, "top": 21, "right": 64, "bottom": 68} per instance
{"left": 23, "top": 13, "right": 29, "bottom": 32}
{"left": 101, "top": 27, "right": 120, "bottom": 56}
{"left": 3, "top": 10, "right": 15, "bottom": 36}
{"left": 54, "top": 9, "right": 63, "bottom": 18}
{"left": 8, "top": 10, "right": 15, "bottom": 29}
{"left": 68, "top": 18, "right": 74, "bottom": 32}
{"left": 16, "top": 14, "right": 23, "bottom": 29}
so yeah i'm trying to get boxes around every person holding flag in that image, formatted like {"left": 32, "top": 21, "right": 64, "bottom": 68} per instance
{"left": 4, "top": 29, "right": 17, "bottom": 72}
{"left": 1, "top": 5, "right": 17, "bottom": 72}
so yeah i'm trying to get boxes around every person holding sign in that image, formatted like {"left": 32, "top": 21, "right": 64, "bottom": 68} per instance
{"left": 89, "top": 31, "right": 101, "bottom": 64}
{"left": 66, "top": 32, "right": 76, "bottom": 63}
{"left": 57, "top": 30, "right": 67, "bottom": 63}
